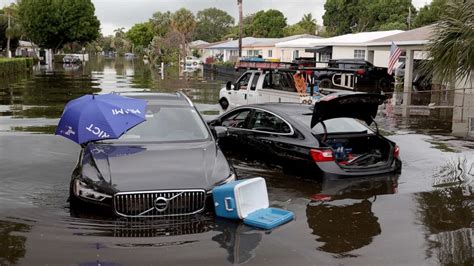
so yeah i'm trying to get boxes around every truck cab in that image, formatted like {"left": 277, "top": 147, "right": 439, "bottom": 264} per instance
{"left": 218, "top": 70, "right": 318, "bottom": 112}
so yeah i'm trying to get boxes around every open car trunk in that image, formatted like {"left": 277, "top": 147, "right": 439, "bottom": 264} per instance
{"left": 322, "top": 134, "right": 393, "bottom": 169}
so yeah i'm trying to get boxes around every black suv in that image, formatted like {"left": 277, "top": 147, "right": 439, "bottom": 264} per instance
{"left": 69, "top": 92, "right": 235, "bottom": 217}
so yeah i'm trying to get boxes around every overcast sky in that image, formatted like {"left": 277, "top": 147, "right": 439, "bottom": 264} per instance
{"left": 1, "top": 0, "right": 432, "bottom": 36}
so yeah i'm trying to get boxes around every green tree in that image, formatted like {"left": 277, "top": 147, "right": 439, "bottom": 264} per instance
{"left": 298, "top": 13, "right": 317, "bottom": 34}
{"left": 248, "top": 9, "right": 287, "bottom": 38}
{"left": 150, "top": 11, "right": 171, "bottom": 37}
{"left": 171, "top": 8, "right": 196, "bottom": 61}
{"left": 283, "top": 23, "right": 307, "bottom": 36}
{"left": 195, "top": 8, "right": 234, "bottom": 42}
{"left": 413, "top": 0, "right": 447, "bottom": 28}
{"left": 323, "top": 0, "right": 415, "bottom": 36}
{"left": 18, "top": 0, "right": 100, "bottom": 51}
{"left": 424, "top": 0, "right": 473, "bottom": 85}
{"left": 126, "top": 22, "right": 153, "bottom": 48}
{"left": 111, "top": 27, "right": 130, "bottom": 56}
{"left": 0, "top": 3, "right": 22, "bottom": 56}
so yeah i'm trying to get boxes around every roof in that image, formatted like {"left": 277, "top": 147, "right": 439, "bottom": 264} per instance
{"left": 18, "top": 40, "right": 35, "bottom": 47}
{"left": 366, "top": 24, "right": 435, "bottom": 46}
{"left": 204, "top": 35, "right": 324, "bottom": 50}
{"left": 205, "top": 37, "right": 274, "bottom": 50}
{"left": 276, "top": 30, "right": 403, "bottom": 48}
{"left": 193, "top": 40, "right": 228, "bottom": 49}
{"left": 244, "top": 34, "right": 323, "bottom": 48}
{"left": 188, "top": 40, "right": 209, "bottom": 48}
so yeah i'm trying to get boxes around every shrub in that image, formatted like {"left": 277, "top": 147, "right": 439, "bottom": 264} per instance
{"left": 0, "top": 58, "right": 34, "bottom": 76}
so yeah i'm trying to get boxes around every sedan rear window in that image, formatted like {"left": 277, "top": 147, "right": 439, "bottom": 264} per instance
{"left": 118, "top": 106, "right": 210, "bottom": 142}
{"left": 293, "top": 115, "right": 373, "bottom": 134}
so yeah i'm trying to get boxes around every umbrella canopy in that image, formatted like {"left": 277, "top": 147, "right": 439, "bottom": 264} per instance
{"left": 55, "top": 93, "right": 146, "bottom": 144}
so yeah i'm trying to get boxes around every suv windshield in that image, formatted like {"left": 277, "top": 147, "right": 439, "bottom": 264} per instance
{"left": 293, "top": 115, "right": 373, "bottom": 134}
{"left": 117, "top": 106, "right": 210, "bottom": 142}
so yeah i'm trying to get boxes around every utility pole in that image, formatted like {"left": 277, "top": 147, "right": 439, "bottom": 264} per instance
{"left": 407, "top": 5, "right": 412, "bottom": 30}
{"left": 6, "top": 13, "right": 11, "bottom": 58}
{"left": 237, "top": 0, "right": 243, "bottom": 58}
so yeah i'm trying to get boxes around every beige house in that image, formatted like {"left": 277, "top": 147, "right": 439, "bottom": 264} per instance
{"left": 242, "top": 34, "right": 322, "bottom": 61}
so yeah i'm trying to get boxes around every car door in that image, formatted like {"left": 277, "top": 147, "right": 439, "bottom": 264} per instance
{"left": 245, "top": 109, "right": 294, "bottom": 160}
{"left": 214, "top": 108, "right": 252, "bottom": 150}
{"left": 246, "top": 72, "right": 261, "bottom": 104}
{"left": 230, "top": 72, "right": 253, "bottom": 107}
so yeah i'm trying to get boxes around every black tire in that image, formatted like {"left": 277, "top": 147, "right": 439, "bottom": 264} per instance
{"left": 219, "top": 97, "right": 229, "bottom": 110}
{"left": 318, "top": 78, "right": 333, "bottom": 89}
{"left": 378, "top": 77, "right": 392, "bottom": 92}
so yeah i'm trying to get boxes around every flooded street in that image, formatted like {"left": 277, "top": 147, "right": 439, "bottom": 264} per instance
{"left": 0, "top": 58, "right": 472, "bottom": 265}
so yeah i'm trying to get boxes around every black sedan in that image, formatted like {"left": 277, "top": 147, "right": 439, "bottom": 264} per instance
{"left": 69, "top": 92, "right": 235, "bottom": 217}
{"left": 209, "top": 92, "right": 401, "bottom": 178}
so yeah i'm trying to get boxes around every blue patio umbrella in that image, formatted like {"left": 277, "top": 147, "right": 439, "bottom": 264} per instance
{"left": 55, "top": 93, "right": 146, "bottom": 145}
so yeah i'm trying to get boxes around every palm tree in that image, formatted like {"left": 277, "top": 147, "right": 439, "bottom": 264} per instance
{"left": 171, "top": 8, "right": 196, "bottom": 68}
{"left": 425, "top": 0, "right": 473, "bottom": 85}
{"left": 1, "top": 3, "right": 22, "bottom": 57}
{"left": 299, "top": 13, "right": 317, "bottom": 35}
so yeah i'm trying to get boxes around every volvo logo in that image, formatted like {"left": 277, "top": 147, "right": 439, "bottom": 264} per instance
{"left": 154, "top": 197, "right": 168, "bottom": 212}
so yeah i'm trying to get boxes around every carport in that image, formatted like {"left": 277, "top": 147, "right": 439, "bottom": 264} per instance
{"left": 365, "top": 25, "right": 435, "bottom": 117}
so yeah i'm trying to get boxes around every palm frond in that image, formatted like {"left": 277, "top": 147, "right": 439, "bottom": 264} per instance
{"left": 424, "top": 0, "right": 474, "bottom": 85}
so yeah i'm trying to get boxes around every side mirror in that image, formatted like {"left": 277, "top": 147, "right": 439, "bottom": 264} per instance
{"left": 211, "top": 126, "right": 228, "bottom": 139}
{"left": 226, "top": 81, "right": 232, "bottom": 90}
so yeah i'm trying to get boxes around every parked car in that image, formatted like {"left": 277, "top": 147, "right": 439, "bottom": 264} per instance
{"left": 314, "top": 59, "right": 394, "bottom": 93}
{"left": 62, "top": 54, "right": 81, "bottom": 64}
{"left": 180, "top": 56, "right": 203, "bottom": 69}
{"left": 395, "top": 59, "right": 431, "bottom": 91}
{"left": 69, "top": 92, "right": 235, "bottom": 217}
{"left": 210, "top": 92, "right": 401, "bottom": 178}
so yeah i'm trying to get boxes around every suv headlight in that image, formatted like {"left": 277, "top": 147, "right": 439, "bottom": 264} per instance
{"left": 73, "top": 179, "right": 111, "bottom": 202}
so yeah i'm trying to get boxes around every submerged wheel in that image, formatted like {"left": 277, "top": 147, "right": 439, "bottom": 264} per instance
{"left": 319, "top": 78, "right": 332, "bottom": 89}
{"left": 219, "top": 98, "right": 229, "bottom": 111}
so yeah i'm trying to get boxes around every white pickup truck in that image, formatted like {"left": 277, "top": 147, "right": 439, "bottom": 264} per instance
{"left": 218, "top": 70, "right": 320, "bottom": 112}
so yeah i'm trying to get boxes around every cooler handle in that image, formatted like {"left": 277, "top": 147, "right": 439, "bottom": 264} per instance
{"left": 224, "top": 197, "right": 234, "bottom": 211}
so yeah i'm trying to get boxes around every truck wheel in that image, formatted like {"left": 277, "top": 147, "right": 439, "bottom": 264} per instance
{"left": 219, "top": 98, "right": 229, "bottom": 111}
{"left": 378, "top": 78, "right": 391, "bottom": 92}
{"left": 319, "top": 78, "right": 332, "bottom": 89}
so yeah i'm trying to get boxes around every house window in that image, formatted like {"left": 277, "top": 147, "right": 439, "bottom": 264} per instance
{"left": 268, "top": 50, "right": 273, "bottom": 58}
{"left": 320, "top": 53, "right": 331, "bottom": 62}
{"left": 354, "top": 49, "right": 365, "bottom": 59}
{"left": 293, "top": 50, "right": 299, "bottom": 60}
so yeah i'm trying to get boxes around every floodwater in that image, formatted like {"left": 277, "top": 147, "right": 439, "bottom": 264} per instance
{"left": 0, "top": 58, "right": 472, "bottom": 265}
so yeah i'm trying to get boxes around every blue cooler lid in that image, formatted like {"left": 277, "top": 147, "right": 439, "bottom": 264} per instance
{"left": 243, "top": 207, "right": 294, "bottom": 230}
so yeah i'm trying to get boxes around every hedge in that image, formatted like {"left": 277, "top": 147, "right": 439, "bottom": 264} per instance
{"left": 0, "top": 58, "right": 34, "bottom": 76}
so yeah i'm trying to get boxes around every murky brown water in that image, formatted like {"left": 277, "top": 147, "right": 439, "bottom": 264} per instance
{"left": 0, "top": 58, "right": 472, "bottom": 265}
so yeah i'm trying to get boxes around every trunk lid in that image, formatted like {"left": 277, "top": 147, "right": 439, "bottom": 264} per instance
{"left": 310, "top": 92, "right": 386, "bottom": 128}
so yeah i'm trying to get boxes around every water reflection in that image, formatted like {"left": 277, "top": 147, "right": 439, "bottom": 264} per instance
{"left": 307, "top": 175, "right": 398, "bottom": 256}
{"left": 416, "top": 187, "right": 473, "bottom": 265}
{"left": 67, "top": 214, "right": 215, "bottom": 238}
{"left": 212, "top": 218, "right": 262, "bottom": 264}
{"left": 416, "top": 157, "right": 473, "bottom": 265}
{"left": 0, "top": 57, "right": 225, "bottom": 133}
{"left": 0, "top": 219, "right": 31, "bottom": 265}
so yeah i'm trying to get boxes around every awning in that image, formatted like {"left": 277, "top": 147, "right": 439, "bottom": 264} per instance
{"left": 305, "top": 46, "right": 332, "bottom": 53}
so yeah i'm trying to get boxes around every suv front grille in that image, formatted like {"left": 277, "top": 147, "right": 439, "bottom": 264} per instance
{"left": 114, "top": 189, "right": 206, "bottom": 217}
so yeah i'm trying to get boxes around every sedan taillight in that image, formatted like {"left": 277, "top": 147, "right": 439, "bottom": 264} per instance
{"left": 310, "top": 149, "right": 335, "bottom": 162}
{"left": 394, "top": 145, "right": 400, "bottom": 158}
